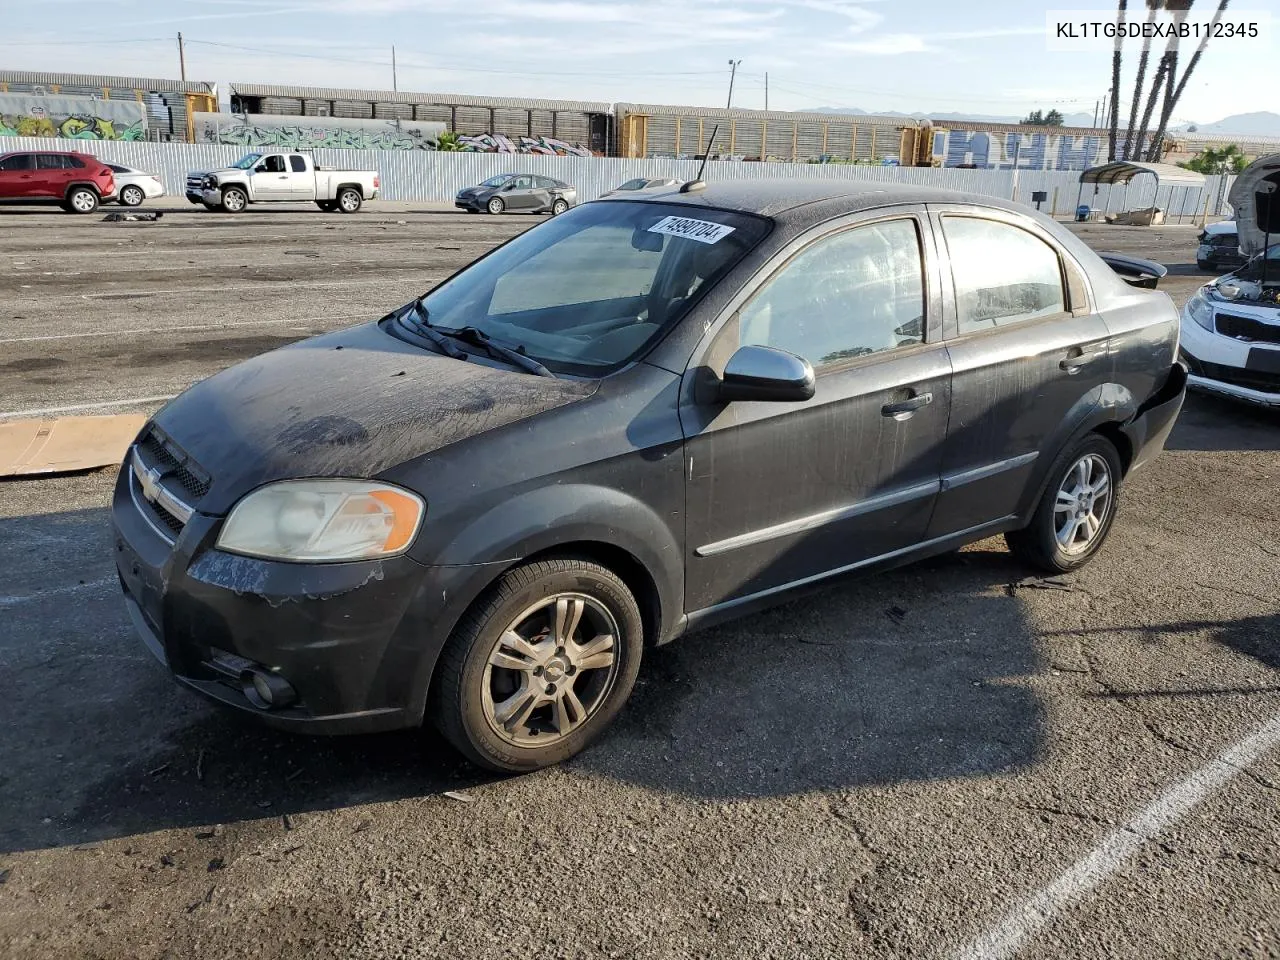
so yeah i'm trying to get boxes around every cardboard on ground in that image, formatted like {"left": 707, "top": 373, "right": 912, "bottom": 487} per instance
{"left": 0, "top": 415, "right": 145, "bottom": 477}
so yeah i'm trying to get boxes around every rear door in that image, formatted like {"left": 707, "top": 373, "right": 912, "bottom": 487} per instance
{"left": 681, "top": 208, "right": 953, "bottom": 610}
{"left": 35, "top": 153, "right": 74, "bottom": 199}
{"left": 287, "top": 154, "right": 315, "bottom": 198}
{"left": 924, "top": 204, "right": 1113, "bottom": 540}
{"left": 0, "top": 153, "right": 35, "bottom": 198}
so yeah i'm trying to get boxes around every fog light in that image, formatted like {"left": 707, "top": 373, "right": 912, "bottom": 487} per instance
{"left": 240, "top": 668, "right": 297, "bottom": 710}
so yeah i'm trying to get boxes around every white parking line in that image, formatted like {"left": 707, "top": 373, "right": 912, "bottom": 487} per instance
{"left": 0, "top": 396, "right": 176, "bottom": 419}
{"left": 952, "top": 712, "right": 1280, "bottom": 960}
{"left": 0, "top": 576, "right": 117, "bottom": 609}
{"left": 0, "top": 313, "right": 366, "bottom": 344}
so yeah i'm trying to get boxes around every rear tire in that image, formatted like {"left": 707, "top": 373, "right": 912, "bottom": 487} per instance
{"left": 118, "top": 184, "right": 145, "bottom": 207}
{"left": 1005, "top": 434, "right": 1123, "bottom": 573}
{"left": 550, "top": 198, "right": 569, "bottom": 216}
{"left": 487, "top": 196, "right": 505, "bottom": 215}
{"left": 431, "top": 558, "right": 644, "bottom": 773}
{"left": 220, "top": 186, "right": 248, "bottom": 213}
{"left": 65, "top": 186, "right": 99, "bottom": 214}
{"left": 336, "top": 188, "right": 362, "bottom": 213}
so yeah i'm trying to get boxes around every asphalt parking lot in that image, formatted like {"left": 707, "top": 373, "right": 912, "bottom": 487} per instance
{"left": 1, "top": 202, "right": 1278, "bottom": 960}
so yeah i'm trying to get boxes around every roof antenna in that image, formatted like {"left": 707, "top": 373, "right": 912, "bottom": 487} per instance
{"left": 680, "top": 124, "right": 719, "bottom": 193}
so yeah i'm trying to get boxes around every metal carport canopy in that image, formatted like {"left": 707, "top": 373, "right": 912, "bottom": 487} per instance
{"left": 1078, "top": 161, "right": 1206, "bottom": 187}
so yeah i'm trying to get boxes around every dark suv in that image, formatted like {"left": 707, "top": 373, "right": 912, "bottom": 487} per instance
{"left": 112, "top": 180, "right": 1187, "bottom": 773}
{"left": 0, "top": 151, "right": 116, "bottom": 213}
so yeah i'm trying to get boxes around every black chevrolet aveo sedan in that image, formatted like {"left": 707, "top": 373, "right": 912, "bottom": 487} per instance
{"left": 113, "top": 179, "right": 1187, "bottom": 772}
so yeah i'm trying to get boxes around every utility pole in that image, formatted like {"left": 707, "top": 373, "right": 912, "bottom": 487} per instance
{"left": 392, "top": 46, "right": 397, "bottom": 92}
{"left": 1092, "top": 99, "right": 1100, "bottom": 128}
{"left": 177, "top": 32, "right": 186, "bottom": 82}
{"left": 765, "top": 72, "right": 769, "bottom": 111}
{"left": 726, "top": 59, "right": 741, "bottom": 110}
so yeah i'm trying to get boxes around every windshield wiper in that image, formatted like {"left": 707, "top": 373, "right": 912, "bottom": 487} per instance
{"left": 438, "top": 326, "right": 558, "bottom": 379}
{"left": 396, "top": 297, "right": 467, "bottom": 360}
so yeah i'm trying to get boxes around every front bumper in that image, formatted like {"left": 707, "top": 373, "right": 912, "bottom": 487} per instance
{"left": 1179, "top": 309, "right": 1280, "bottom": 407}
{"left": 455, "top": 196, "right": 483, "bottom": 211}
{"left": 111, "top": 463, "right": 508, "bottom": 734}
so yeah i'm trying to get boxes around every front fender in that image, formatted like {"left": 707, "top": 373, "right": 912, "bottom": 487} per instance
{"left": 431, "top": 483, "right": 684, "bottom": 643}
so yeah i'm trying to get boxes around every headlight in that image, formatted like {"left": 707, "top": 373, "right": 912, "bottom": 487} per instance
{"left": 203, "top": 176, "right": 216, "bottom": 188}
{"left": 217, "top": 480, "right": 425, "bottom": 562}
{"left": 1184, "top": 289, "right": 1215, "bottom": 332}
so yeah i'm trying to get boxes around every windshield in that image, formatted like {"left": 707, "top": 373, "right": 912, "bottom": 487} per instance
{"left": 231, "top": 154, "right": 263, "bottom": 170}
{"left": 480, "top": 174, "right": 516, "bottom": 187}
{"left": 406, "top": 201, "right": 770, "bottom": 376}
{"left": 616, "top": 179, "right": 647, "bottom": 191}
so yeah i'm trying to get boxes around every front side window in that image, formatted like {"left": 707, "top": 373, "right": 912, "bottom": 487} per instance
{"left": 411, "top": 202, "right": 770, "bottom": 376}
{"left": 739, "top": 219, "right": 926, "bottom": 369}
{"left": 0, "top": 154, "right": 32, "bottom": 171}
{"left": 289, "top": 155, "right": 307, "bottom": 172}
{"left": 259, "top": 155, "right": 285, "bottom": 173}
{"left": 512, "top": 175, "right": 533, "bottom": 190}
{"left": 942, "top": 217, "right": 1066, "bottom": 333}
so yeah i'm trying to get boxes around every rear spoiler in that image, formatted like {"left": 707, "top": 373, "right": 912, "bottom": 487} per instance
{"left": 1097, "top": 252, "right": 1168, "bottom": 290}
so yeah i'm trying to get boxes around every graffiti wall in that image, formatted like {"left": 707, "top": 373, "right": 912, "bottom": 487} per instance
{"left": 0, "top": 94, "right": 146, "bottom": 141}
{"left": 934, "top": 128, "right": 1147, "bottom": 171}
{"left": 454, "top": 133, "right": 594, "bottom": 157}
{"left": 193, "top": 112, "right": 445, "bottom": 151}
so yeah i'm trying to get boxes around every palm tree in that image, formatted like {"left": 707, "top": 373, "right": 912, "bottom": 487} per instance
{"left": 1146, "top": 0, "right": 1232, "bottom": 160}
{"left": 1132, "top": 1, "right": 1194, "bottom": 162}
{"left": 1123, "top": 1, "right": 1162, "bottom": 160}
{"left": 1108, "top": 0, "right": 1128, "bottom": 161}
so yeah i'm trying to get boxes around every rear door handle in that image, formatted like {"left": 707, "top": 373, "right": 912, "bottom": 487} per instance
{"left": 1060, "top": 345, "right": 1102, "bottom": 374}
{"left": 882, "top": 391, "right": 934, "bottom": 420}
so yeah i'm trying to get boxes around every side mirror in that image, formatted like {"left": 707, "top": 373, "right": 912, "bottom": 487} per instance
{"left": 504, "top": 182, "right": 517, "bottom": 191}
{"left": 718, "top": 345, "right": 815, "bottom": 403}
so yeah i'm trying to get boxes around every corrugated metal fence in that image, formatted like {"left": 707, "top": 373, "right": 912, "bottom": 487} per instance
{"left": 0, "top": 135, "right": 1235, "bottom": 220}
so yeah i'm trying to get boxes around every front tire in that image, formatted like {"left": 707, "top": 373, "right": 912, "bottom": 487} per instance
{"left": 1005, "top": 435, "right": 1123, "bottom": 573}
{"left": 431, "top": 558, "right": 644, "bottom": 773}
{"left": 487, "top": 196, "right": 505, "bottom": 215}
{"left": 118, "top": 184, "right": 145, "bottom": 207}
{"left": 1196, "top": 259, "right": 1214, "bottom": 272}
{"left": 220, "top": 186, "right": 248, "bottom": 213}
{"left": 65, "top": 186, "right": 99, "bottom": 214}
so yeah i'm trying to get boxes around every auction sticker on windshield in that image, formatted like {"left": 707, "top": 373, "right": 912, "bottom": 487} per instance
{"left": 647, "top": 216, "right": 737, "bottom": 244}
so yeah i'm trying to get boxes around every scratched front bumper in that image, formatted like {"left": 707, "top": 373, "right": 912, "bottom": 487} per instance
{"left": 109, "top": 464, "right": 442, "bottom": 734}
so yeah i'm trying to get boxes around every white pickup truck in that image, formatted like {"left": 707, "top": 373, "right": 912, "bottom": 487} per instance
{"left": 185, "top": 151, "right": 380, "bottom": 213}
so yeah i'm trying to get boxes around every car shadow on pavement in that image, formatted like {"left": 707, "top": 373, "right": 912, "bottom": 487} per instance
{"left": 1166, "top": 392, "right": 1280, "bottom": 452}
{"left": 1, "top": 508, "right": 1048, "bottom": 852}
{"left": 577, "top": 548, "right": 1048, "bottom": 800}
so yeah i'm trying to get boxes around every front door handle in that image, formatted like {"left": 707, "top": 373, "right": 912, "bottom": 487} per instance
{"left": 1060, "top": 345, "right": 1102, "bottom": 374}
{"left": 882, "top": 391, "right": 934, "bottom": 420}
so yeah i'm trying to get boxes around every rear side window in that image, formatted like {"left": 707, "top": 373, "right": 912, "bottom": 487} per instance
{"left": 0, "top": 154, "right": 32, "bottom": 171}
{"left": 37, "top": 154, "right": 72, "bottom": 169}
{"left": 108, "top": 163, "right": 128, "bottom": 173}
{"left": 66, "top": 155, "right": 85, "bottom": 168}
{"left": 536, "top": 176, "right": 556, "bottom": 189}
{"left": 289, "top": 155, "right": 307, "bottom": 172}
{"left": 943, "top": 217, "right": 1065, "bottom": 333}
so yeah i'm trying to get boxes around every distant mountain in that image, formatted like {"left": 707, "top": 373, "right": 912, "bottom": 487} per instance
{"left": 1174, "top": 112, "right": 1280, "bottom": 137}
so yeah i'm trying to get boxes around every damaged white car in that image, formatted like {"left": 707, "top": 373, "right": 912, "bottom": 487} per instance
{"left": 1180, "top": 154, "right": 1280, "bottom": 407}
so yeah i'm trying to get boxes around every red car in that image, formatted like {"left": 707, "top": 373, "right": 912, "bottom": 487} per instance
{"left": 0, "top": 150, "right": 116, "bottom": 213}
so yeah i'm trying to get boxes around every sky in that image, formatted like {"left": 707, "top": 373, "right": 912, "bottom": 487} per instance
{"left": 3, "top": 0, "right": 1275, "bottom": 124}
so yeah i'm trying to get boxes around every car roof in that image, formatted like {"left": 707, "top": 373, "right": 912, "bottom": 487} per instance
{"left": 624, "top": 177, "right": 1011, "bottom": 219}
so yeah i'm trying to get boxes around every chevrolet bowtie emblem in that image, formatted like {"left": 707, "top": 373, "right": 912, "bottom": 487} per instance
{"left": 139, "top": 465, "right": 163, "bottom": 503}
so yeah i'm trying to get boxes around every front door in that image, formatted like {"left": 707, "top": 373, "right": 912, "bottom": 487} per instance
{"left": 506, "top": 175, "right": 538, "bottom": 209}
{"left": 252, "top": 154, "right": 293, "bottom": 200}
{"left": 681, "top": 210, "right": 952, "bottom": 612}
{"left": 925, "top": 205, "right": 1114, "bottom": 538}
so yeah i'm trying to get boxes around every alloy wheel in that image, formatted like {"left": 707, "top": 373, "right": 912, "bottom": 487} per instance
{"left": 481, "top": 594, "right": 621, "bottom": 747}
{"left": 1054, "top": 453, "right": 1112, "bottom": 555}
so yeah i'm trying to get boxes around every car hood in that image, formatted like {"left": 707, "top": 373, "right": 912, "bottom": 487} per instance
{"left": 151, "top": 322, "right": 598, "bottom": 515}
{"left": 1228, "top": 154, "right": 1280, "bottom": 257}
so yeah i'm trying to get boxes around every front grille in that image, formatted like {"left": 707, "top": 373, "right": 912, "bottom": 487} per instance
{"left": 1215, "top": 312, "right": 1280, "bottom": 346}
{"left": 139, "top": 430, "right": 210, "bottom": 500}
